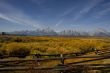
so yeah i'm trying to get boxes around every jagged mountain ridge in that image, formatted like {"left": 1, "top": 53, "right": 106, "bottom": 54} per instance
{"left": 3, "top": 28, "right": 110, "bottom": 36}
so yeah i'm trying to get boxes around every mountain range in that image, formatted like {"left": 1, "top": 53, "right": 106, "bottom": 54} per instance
{"left": 1, "top": 28, "right": 110, "bottom": 37}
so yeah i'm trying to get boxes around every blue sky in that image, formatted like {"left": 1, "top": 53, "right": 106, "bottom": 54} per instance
{"left": 0, "top": 0, "right": 110, "bottom": 32}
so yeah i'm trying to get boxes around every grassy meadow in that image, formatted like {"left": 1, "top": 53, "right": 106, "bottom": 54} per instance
{"left": 0, "top": 35, "right": 110, "bottom": 73}
{"left": 0, "top": 35, "right": 110, "bottom": 56}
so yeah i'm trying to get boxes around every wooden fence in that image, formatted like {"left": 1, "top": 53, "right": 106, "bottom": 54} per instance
{"left": 0, "top": 52, "right": 110, "bottom": 73}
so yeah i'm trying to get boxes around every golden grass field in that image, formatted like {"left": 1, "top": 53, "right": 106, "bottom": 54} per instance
{"left": 0, "top": 35, "right": 110, "bottom": 58}
{"left": 0, "top": 35, "right": 110, "bottom": 73}
{"left": 0, "top": 35, "right": 110, "bottom": 63}
{"left": 0, "top": 35, "right": 110, "bottom": 55}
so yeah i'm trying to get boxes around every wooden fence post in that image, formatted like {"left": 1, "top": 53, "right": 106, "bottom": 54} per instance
{"left": 60, "top": 54, "right": 65, "bottom": 65}
{"left": 35, "top": 54, "right": 41, "bottom": 65}
{"left": 60, "top": 54, "right": 65, "bottom": 73}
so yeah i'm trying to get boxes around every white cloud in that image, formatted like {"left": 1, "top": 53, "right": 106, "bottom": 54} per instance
{"left": 98, "top": 8, "right": 110, "bottom": 17}
{"left": 55, "top": 7, "right": 76, "bottom": 27}
{"left": 96, "top": 3, "right": 110, "bottom": 18}
{"left": 102, "top": 2, "right": 110, "bottom": 7}
{"left": 55, "top": 20, "right": 63, "bottom": 27}
{"left": 30, "top": 0, "right": 48, "bottom": 5}
{"left": 73, "top": 0, "right": 104, "bottom": 22}
{"left": 0, "top": 13, "right": 21, "bottom": 24}
{"left": 0, "top": 1, "right": 44, "bottom": 29}
{"left": 60, "top": 7, "right": 76, "bottom": 18}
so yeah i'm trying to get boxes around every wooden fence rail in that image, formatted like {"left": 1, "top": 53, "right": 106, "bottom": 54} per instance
{"left": 0, "top": 65, "right": 110, "bottom": 71}
{"left": 0, "top": 55, "right": 110, "bottom": 63}
{"left": 0, "top": 53, "right": 110, "bottom": 73}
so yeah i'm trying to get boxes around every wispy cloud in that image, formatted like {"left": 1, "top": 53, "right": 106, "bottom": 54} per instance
{"left": 30, "top": 0, "right": 49, "bottom": 5}
{"left": 60, "top": 7, "right": 76, "bottom": 18}
{"left": 55, "top": 7, "right": 76, "bottom": 27}
{"left": 0, "top": 13, "right": 21, "bottom": 24}
{"left": 102, "top": 2, "right": 110, "bottom": 7}
{"left": 55, "top": 20, "right": 63, "bottom": 27}
{"left": 95, "top": 2, "right": 110, "bottom": 18}
{"left": 73, "top": 0, "right": 104, "bottom": 22}
{"left": 96, "top": 8, "right": 110, "bottom": 18}
{"left": 0, "top": 1, "right": 44, "bottom": 29}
